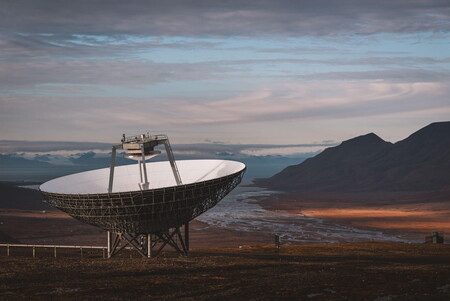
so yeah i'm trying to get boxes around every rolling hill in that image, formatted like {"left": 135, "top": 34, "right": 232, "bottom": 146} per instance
{"left": 255, "top": 121, "right": 450, "bottom": 192}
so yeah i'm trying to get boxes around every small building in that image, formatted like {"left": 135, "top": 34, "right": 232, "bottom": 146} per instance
{"left": 425, "top": 232, "right": 444, "bottom": 244}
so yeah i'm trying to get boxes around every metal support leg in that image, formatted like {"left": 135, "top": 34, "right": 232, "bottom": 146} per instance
{"left": 164, "top": 141, "right": 182, "bottom": 186}
{"left": 106, "top": 228, "right": 188, "bottom": 259}
{"left": 138, "top": 160, "right": 143, "bottom": 183}
{"left": 140, "top": 145, "right": 149, "bottom": 190}
{"left": 147, "top": 233, "right": 152, "bottom": 258}
{"left": 185, "top": 222, "right": 189, "bottom": 257}
{"left": 107, "top": 231, "right": 112, "bottom": 258}
{"left": 108, "top": 146, "right": 117, "bottom": 193}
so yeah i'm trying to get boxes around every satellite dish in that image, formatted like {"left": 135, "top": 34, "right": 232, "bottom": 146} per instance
{"left": 39, "top": 134, "right": 246, "bottom": 258}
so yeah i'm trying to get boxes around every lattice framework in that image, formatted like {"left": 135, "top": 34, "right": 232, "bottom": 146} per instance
{"left": 41, "top": 169, "right": 245, "bottom": 257}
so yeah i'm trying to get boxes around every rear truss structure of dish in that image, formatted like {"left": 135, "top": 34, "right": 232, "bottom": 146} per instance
{"left": 40, "top": 160, "right": 245, "bottom": 233}
{"left": 40, "top": 159, "right": 246, "bottom": 257}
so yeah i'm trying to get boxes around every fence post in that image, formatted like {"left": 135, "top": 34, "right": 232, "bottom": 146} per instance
{"left": 80, "top": 247, "right": 83, "bottom": 258}
{"left": 7, "top": 245, "right": 10, "bottom": 257}
{"left": 54, "top": 247, "right": 57, "bottom": 258}
{"left": 32, "top": 247, "right": 36, "bottom": 258}
{"left": 275, "top": 234, "right": 281, "bottom": 259}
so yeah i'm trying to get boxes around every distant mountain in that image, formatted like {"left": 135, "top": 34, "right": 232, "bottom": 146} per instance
{"left": 0, "top": 154, "right": 52, "bottom": 167}
{"left": 255, "top": 122, "right": 450, "bottom": 192}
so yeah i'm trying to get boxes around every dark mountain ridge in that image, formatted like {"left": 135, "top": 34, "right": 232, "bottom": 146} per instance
{"left": 256, "top": 121, "right": 450, "bottom": 192}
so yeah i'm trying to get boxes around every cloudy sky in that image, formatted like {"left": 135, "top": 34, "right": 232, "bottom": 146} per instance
{"left": 1, "top": 0, "right": 449, "bottom": 147}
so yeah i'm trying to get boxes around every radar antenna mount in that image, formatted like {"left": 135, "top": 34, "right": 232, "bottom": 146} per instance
{"left": 108, "top": 133, "right": 182, "bottom": 193}
{"left": 40, "top": 133, "right": 246, "bottom": 259}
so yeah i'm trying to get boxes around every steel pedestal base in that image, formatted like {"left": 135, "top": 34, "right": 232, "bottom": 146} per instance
{"left": 107, "top": 223, "right": 189, "bottom": 258}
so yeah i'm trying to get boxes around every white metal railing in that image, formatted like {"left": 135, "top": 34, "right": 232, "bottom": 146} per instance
{"left": 0, "top": 243, "right": 108, "bottom": 258}
{"left": 0, "top": 243, "right": 105, "bottom": 249}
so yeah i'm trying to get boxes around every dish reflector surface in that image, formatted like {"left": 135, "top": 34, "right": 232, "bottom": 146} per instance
{"left": 40, "top": 159, "right": 245, "bottom": 194}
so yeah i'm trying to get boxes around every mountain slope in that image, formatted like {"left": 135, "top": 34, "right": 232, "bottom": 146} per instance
{"left": 372, "top": 122, "right": 450, "bottom": 191}
{"left": 256, "top": 121, "right": 450, "bottom": 192}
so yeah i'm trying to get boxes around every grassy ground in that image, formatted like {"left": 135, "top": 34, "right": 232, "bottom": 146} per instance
{"left": 0, "top": 242, "right": 449, "bottom": 300}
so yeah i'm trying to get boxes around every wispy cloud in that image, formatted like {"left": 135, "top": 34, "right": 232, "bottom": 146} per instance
{"left": 0, "top": 59, "right": 238, "bottom": 88}
{"left": 1, "top": 0, "right": 449, "bottom": 144}
{"left": 2, "top": 1, "right": 449, "bottom": 37}
{"left": 0, "top": 140, "right": 336, "bottom": 157}
{"left": 2, "top": 81, "right": 448, "bottom": 138}
{"left": 0, "top": 33, "right": 221, "bottom": 59}
{"left": 0, "top": 140, "right": 111, "bottom": 153}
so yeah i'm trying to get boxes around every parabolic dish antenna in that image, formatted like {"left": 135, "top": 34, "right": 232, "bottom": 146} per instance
{"left": 40, "top": 134, "right": 246, "bottom": 258}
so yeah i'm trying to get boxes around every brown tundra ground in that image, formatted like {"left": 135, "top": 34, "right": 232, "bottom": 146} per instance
{"left": 1, "top": 242, "right": 450, "bottom": 300}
